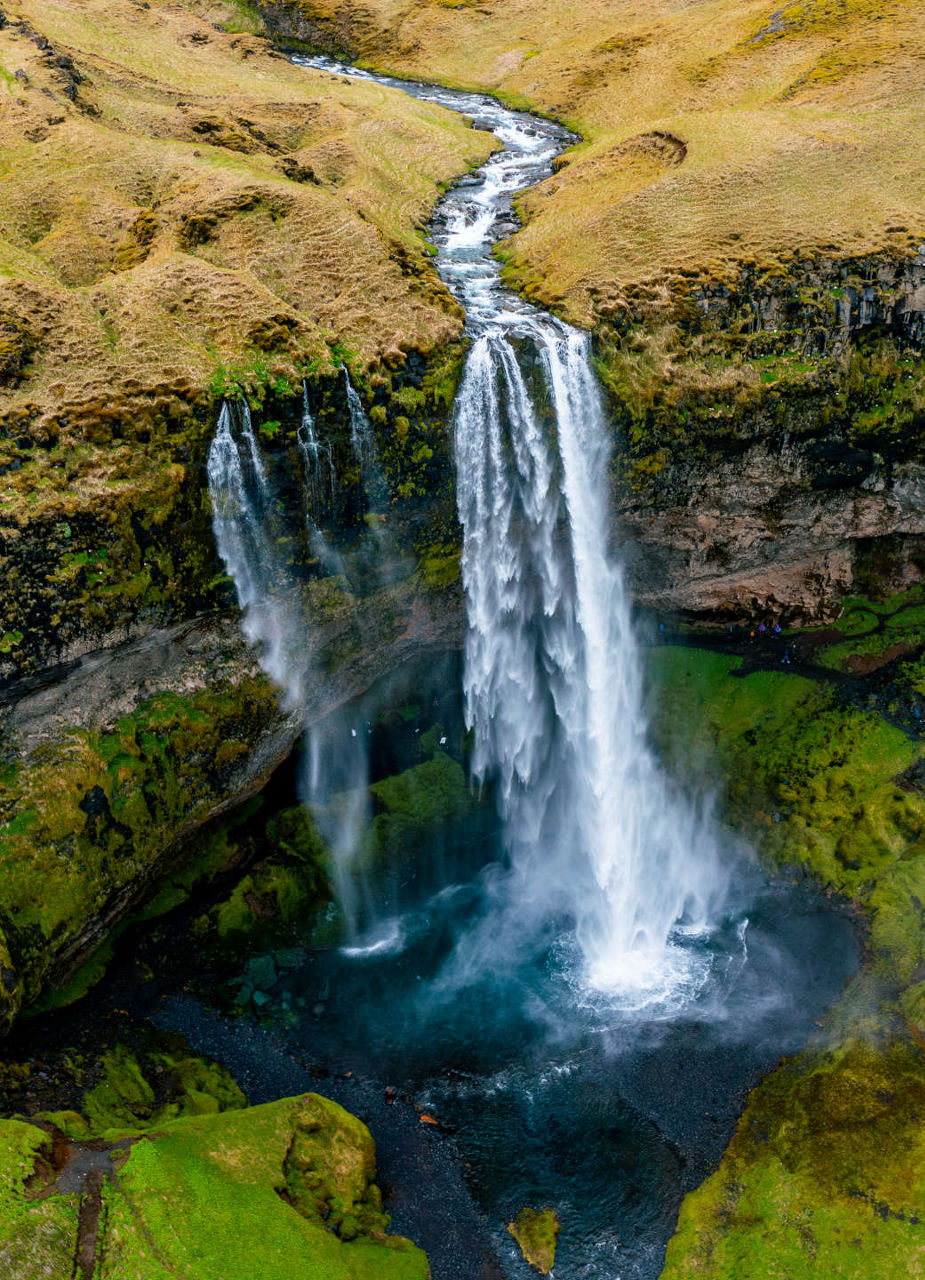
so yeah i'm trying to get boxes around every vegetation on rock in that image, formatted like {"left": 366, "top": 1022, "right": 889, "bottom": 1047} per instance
{"left": 648, "top": 621, "right": 925, "bottom": 1275}
{"left": 0, "top": 1086, "right": 426, "bottom": 1279}
{"left": 0, "top": 675, "right": 283, "bottom": 1027}
{"left": 508, "top": 1206, "right": 560, "bottom": 1275}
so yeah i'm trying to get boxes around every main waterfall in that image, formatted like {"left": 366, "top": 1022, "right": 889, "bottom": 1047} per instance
{"left": 454, "top": 319, "right": 722, "bottom": 1000}
{"left": 209, "top": 55, "right": 727, "bottom": 1006}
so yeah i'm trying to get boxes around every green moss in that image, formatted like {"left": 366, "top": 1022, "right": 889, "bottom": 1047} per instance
{"left": 369, "top": 750, "right": 474, "bottom": 861}
{"left": 80, "top": 1045, "right": 157, "bottom": 1133}
{"left": 591, "top": 310, "right": 925, "bottom": 501}
{"left": 41, "top": 1042, "right": 246, "bottom": 1140}
{"left": 211, "top": 805, "right": 331, "bottom": 943}
{"left": 416, "top": 542, "right": 461, "bottom": 590}
{"left": 208, "top": 351, "right": 310, "bottom": 406}
{"left": 654, "top": 640, "right": 925, "bottom": 1276}
{"left": 0, "top": 1120, "right": 78, "bottom": 1280}
{"left": 661, "top": 1036, "right": 925, "bottom": 1279}
{"left": 0, "top": 677, "right": 280, "bottom": 1023}
{"left": 282, "top": 1093, "right": 390, "bottom": 1240}
{"left": 508, "top": 1207, "right": 560, "bottom": 1274}
{"left": 0, "top": 1092, "right": 427, "bottom": 1278}
{"left": 96, "top": 1095, "right": 428, "bottom": 1280}
{"left": 900, "top": 979, "right": 925, "bottom": 1030}
{"left": 814, "top": 596, "right": 925, "bottom": 672}
{"left": 648, "top": 648, "right": 925, "bottom": 920}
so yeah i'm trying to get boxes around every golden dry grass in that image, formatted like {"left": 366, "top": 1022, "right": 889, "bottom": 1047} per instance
{"left": 284, "top": 0, "right": 925, "bottom": 323}
{"left": 0, "top": 0, "right": 494, "bottom": 434}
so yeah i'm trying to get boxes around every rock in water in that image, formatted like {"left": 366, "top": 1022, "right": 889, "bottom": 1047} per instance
{"left": 508, "top": 1206, "right": 560, "bottom": 1274}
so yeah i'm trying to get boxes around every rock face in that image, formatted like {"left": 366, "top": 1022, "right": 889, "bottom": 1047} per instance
{"left": 608, "top": 254, "right": 925, "bottom": 623}
{"left": 0, "top": 562, "right": 462, "bottom": 1030}
{"left": 621, "top": 441, "right": 925, "bottom": 623}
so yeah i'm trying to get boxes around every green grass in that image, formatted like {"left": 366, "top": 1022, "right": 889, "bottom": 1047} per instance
{"left": 0, "top": 1122, "right": 78, "bottom": 1280}
{"left": 97, "top": 1096, "right": 428, "bottom": 1280}
{"left": 0, "top": 1092, "right": 428, "bottom": 1279}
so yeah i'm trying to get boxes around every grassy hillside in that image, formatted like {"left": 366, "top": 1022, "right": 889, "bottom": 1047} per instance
{"left": 273, "top": 0, "right": 925, "bottom": 322}
{"left": 0, "top": 0, "right": 493, "bottom": 437}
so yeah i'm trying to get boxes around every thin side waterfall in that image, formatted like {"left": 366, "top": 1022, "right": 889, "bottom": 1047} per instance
{"left": 207, "top": 389, "right": 378, "bottom": 941}
{"left": 344, "top": 367, "right": 377, "bottom": 480}
{"left": 455, "top": 320, "right": 722, "bottom": 1002}
{"left": 207, "top": 401, "right": 304, "bottom": 707}
{"left": 297, "top": 380, "right": 335, "bottom": 522}
{"left": 239, "top": 399, "right": 269, "bottom": 498}
{"left": 305, "top": 727, "right": 371, "bottom": 938}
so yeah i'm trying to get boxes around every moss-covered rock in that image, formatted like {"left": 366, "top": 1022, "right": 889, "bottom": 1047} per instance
{"left": 649, "top": 636, "right": 925, "bottom": 1275}
{"left": 0, "top": 1092, "right": 427, "bottom": 1279}
{"left": 648, "top": 645, "right": 925, "bottom": 978}
{"left": 0, "top": 1119, "right": 78, "bottom": 1280}
{"left": 369, "top": 749, "right": 475, "bottom": 862}
{"left": 508, "top": 1206, "right": 560, "bottom": 1275}
{"left": 0, "top": 675, "right": 287, "bottom": 1028}
{"left": 661, "top": 1033, "right": 925, "bottom": 1279}
{"left": 74, "top": 1043, "right": 246, "bottom": 1137}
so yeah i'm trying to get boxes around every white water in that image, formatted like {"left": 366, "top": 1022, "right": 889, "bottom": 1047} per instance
{"left": 206, "top": 402, "right": 304, "bottom": 707}
{"left": 454, "top": 320, "right": 722, "bottom": 1003}
{"left": 211, "top": 56, "right": 727, "bottom": 1006}
{"left": 297, "top": 380, "right": 335, "bottom": 522}
{"left": 344, "top": 368, "right": 376, "bottom": 474}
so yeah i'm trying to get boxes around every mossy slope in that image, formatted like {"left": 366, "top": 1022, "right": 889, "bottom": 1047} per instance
{"left": 0, "top": 1089, "right": 427, "bottom": 1280}
{"left": 0, "top": 676, "right": 283, "bottom": 1028}
{"left": 649, "top": 640, "right": 925, "bottom": 1275}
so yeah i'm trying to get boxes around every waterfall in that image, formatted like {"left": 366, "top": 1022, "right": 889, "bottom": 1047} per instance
{"left": 239, "top": 399, "right": 269, "bottom": 498}
{"left": 207, "top": 401, "right": 304, "bottom": 707}
{"left": 297, "top": 380, "right": 335, "bottom": 523}
{"left": 209, "top": 53, "right": 729, "bottom": 1006}
{"left": 455, "top": 320, "right": 722, "bottom": 1002}
{"left": 207, "top": 378, "right": 385, "bottom": 943}
{"left": 344, "top": 368, "right": 377, "bottom": 479}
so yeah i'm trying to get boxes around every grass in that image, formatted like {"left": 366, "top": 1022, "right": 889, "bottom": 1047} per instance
{"left": 0, "top": 1093, "right": 428, "bottom": 1279}
{"left": 275, "top": 0, "right": 925, "bottom": 323}
{"left": 0, "top": 0, "right": 494, "bottom": 429}
{"left": 97, "top": 1096, "right": 429, "bottom": 1280}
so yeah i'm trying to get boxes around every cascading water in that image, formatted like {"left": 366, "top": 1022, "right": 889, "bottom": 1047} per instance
{"left": 296, "top": 58, "right": 725, "bottom": 1002}
{"left": 239, "top": 398, "right": 269, "bottom": 497}
{"left": 343, "top": 366, "right": 390, "bottom": 518}
{"left": 297, "top": 380, "right": 335, "bottom": 523}
{"left": 207, "top": 401, "right": 304, "bottom": 707}
{"left": 203, "top": 54, "right": 731, "bottom": 1005}
{"left": 454, "top": 319, "right": 722, "bottom": 1002}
